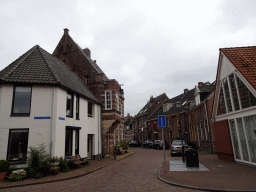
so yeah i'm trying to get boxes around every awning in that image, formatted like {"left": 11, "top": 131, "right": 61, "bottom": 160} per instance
{"left": 66, "top": 126, "right": 81, "bottom": 130}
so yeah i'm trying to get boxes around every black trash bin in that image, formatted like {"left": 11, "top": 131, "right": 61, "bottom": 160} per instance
{"left": 185, "top": 149, "right": 199, "bottom": 167}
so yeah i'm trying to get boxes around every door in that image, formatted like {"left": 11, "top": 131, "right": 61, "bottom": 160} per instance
{"left": 87, "top": 134, "right": 93, "bottom": 159}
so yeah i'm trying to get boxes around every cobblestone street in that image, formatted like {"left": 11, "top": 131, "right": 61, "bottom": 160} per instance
{"left": 1, "top": 148, "right": 199, "bottom": 192}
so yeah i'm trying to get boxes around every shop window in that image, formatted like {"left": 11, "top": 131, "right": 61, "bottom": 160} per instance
{"left": 244, "top": 115, "right": 256, "bottom": 163}
{"left": 7, "top": 129, "right": 29, "bottom": 163}
{"left": 12, "top": 86, "right": 32, "bottom": 115}
{"left": 236, "top": 118, "right": 249, "bottom": 161}
{"left": 229, "top": 119, "right": 241, "bottom": 160}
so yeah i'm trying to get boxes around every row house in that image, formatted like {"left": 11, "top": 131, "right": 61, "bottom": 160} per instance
{"left": 133, "top": 94, "right": 168, "bottom": 143}
{"left": 212, "top": 46, "right": 256, "bottom": 166}
{"left": 187, "top": 82, "right": 216, "bottom": 153}
{"left": 147, "top": 89, "right": 195, "bottom": 145}
{"left": 0, "top": 45, "right": 101, "bottom": 165}
{"left": 53, "top": 29, "right": 124, "bottom": 157}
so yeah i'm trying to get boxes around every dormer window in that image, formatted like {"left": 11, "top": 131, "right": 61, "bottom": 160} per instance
{"left": 163, "top": 105, "right": 168, "bottom": 112}
{"left": 176, "top": 103, "right": 181, "bottom": 107}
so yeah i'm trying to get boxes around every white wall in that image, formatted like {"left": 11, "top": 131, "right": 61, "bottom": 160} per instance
{"left": 0, "top": 84, "right": 101, "bottom": 162}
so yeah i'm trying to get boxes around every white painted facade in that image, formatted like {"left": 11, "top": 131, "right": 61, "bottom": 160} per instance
{"left": 0, "top": 84, "right": 101, "bottom": 164}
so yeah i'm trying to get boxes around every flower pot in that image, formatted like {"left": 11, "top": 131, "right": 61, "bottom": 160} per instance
{"left": 0, "top": 172, "right": 7, "bottom": 181}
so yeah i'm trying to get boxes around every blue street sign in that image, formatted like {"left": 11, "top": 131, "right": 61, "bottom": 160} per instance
{"left": 158, "top": 115, "right": 166, "bottom": 127}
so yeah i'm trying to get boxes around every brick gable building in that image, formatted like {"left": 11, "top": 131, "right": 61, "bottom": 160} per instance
{"left": 53, "top": 29, "right": 124, "bottom": 157}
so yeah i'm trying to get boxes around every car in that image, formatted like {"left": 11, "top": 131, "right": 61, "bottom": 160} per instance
{"left": 152, "top": 140, "right": 169, "bottom": 150}
{"left": 170, "top": 140, "right": 188, "bottom": 156}
{"left": 129, "top": 140, "right": 141, "bottom": 147}
{"left": 142, "top": 140, "right": 153, "bottom": 148}
{"left": 148, "top": 140, "right": 154, "bottom": 148}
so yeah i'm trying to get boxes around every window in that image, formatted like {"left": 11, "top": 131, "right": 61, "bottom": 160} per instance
{"left": 105, "top": 91, "right": 112, "bottom": 110}
{"left": 65, "top": 129, "right": 73, "bottom": 157}
{"left": 223, "top": 78, "right": 233, "bottom": 112}
{"left": 7, "top": 129, "right": 29, "bottom": 162}
{"left": 168, "top": 118, "right": 172, "bottom": 127}
{"left": 229, "top": 73, "right": 240, "bottom": 111}
{"left": 12, "top": 86, "right": 32, "bottom": 115}
{"left": 75, "top": 130, "right": 79, "bottom": 155}
{"left": 116, "top": 93, "right": 119, "bottom": 111}
{"left": 76, "top": 95, "right": 79, "bottom": 120}
{"left": 66, "top": 92, "right": 73, "bottom": 118}
{"left": 85, "top": 76, "right": 89, "bottom": 84}
{"left": 163, "top": 105, "right": 167, "bottom": 112}
{"left": 236, "top": 74, "right": 256, "bottom": 109}
{"left": 217, "top": 86, "right": 226, "bottom": 116}
{"left": 88, "top": 102, "right": 93, "bottom": 117}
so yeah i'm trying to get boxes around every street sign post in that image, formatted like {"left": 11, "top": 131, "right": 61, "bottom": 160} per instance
{"left": 158, "top": 115, "right": 167, "bottom": 173}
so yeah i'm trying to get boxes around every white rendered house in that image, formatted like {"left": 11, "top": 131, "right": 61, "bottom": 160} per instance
{"left": 0, "top": 45, "right": 102, "bottom": 165}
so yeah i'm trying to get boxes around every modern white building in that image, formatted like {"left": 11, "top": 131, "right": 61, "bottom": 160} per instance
{"left": 0, "top": 45, "right": 102, "bottom": 165}
{"left": 212, "top": 46, "right": 256, "bottom": 166}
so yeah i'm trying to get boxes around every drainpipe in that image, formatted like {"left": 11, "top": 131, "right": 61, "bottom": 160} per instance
{"left": 50, "top": 86, "right": 55, "bottom": 159}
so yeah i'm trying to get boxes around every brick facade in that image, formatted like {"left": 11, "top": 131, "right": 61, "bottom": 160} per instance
{"left": 53, "top": 29, "right": 124, "bottom": 157}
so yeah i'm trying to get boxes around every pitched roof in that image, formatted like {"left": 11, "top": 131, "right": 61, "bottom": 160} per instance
{"left": 0, "top": 45, "right": 100, "bottom": 103}
{"left": 148, "top": 88, "right": 195, "bottom": 120}
{"left": 135, "top": 93, "right": 168, "bottom": 117}
{"left": 52, "top": 30, "right": 108, "bottom": 80}
{"left": 220, "top": 46, "right": 256, "bottom": 90}
{"left": 197, "top": 81, "right": 215, "bottom": 92}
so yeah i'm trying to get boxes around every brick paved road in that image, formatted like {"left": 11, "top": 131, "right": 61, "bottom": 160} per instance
{"left": 3, "top": 148, "right": 202, "bottom": 192}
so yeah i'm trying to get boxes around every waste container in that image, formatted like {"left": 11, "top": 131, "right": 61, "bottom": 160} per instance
{"left": 185, "top": 149, "right": 199, "bottom": 167}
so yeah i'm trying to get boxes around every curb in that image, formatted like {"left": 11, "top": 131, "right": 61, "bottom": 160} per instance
{"left": 157, "top": 163, "right": 255, "bottom": 192}
{"left": 0, "top": 151, "right": 135, "bottom": 189}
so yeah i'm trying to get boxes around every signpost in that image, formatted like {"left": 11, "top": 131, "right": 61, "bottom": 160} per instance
{"left": 158, "top": 115, "right": 167, "bottom": 173}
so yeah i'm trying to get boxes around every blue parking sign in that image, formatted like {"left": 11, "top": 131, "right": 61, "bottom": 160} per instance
{"left": 158, "top": 115, "right": 166, "bottom": 127}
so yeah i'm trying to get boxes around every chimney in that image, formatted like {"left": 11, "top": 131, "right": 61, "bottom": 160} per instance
{"left": 184, "top": 88, "right": 188, "bottom": 94}
{"left": 83, "top": 48, "right": 91, "bottom": 58}
{"left": 198, "top": 82, "right": 203, "bottom": 86}
{"left": 64, "top": 28, "right": 69, "bottom": 35}
{"left": 150, "top": 96, "right": 154, "bottom": 104}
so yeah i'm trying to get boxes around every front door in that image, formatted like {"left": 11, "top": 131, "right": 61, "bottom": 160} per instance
{"left": 87, "top": 134, "right": 93, "bottom": 159}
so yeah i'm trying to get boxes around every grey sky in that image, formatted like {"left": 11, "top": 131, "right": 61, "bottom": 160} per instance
{"left": 1, "top": 0, "right": 256, "bottom": 116}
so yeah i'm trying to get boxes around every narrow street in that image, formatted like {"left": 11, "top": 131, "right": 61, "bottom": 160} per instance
{"left": 2, "top": 148, "right": 200, "bottom": 192}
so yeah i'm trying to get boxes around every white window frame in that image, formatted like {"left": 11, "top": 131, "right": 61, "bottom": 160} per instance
{"left": 105, "top": 91, "right": 112, "bottom": 110}
{"left": 116, "top": 93, "right": 119, "bottom": 111}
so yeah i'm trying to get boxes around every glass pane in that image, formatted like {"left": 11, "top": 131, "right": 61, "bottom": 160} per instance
{"left": 8, "top": 130, "right": 29, "bottom": 162}
{"left": 217, "top": 86, "right": 227, "bottom": 116}
{"left": 13, "top": 86, "right": 31, "bottom": 114}
{"left": 229, "top": 74, "right": 240, "bottom": 111}
{"left": 244, "top": 115, "right": 256, "bottom": 163}
{"left": 223, "top": 78, "right": 233, "bottom": 112}
{"left": 236, "top": 74, "right": 256, "bottom": 109}
{"left": 66, "top": 93, "right": 73, "bottom": 117}
{"left": 229, "top": 119, "right": 241, "bottom": 160}
{"left": 236, "top": 118, "right": 249, "bottom": 161}
{"left": 65, "top": 130, "right": 73, "bottom": 157}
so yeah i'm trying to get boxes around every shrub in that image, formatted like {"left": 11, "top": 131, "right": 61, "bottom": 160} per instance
{"left": 0, "top": 160, "right": 10, "bottom": 172}
{"left": 118, "top": 139, "right": 129, "bottom": 150}
{"left": 26, "top": 143, "right": 49, "bottom": 179}
{"left": 58, "top": 157, "right": 70, "bottom": 173}
{"left": 39, "top": 160, "right": 50, "bottom": 177}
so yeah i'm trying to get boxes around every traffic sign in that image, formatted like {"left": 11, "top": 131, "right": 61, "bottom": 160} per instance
{"left": 158, "top": 115, "right": 166, "bottom": 127}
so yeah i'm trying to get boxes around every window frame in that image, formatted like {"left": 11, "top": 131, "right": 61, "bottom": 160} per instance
{"left": 88, "top": 102, "right": 93, "bottom": 117}
{"left": 76, "top": 95, "right": 80, "bottom": 120}
{"left": 66, "top": 91, "right": 74, "bottom": 118}
{"left": 105, "top": 91, "right": 112, "bottom": 110}
{"left": 7, "top": 129, "right": 29, "bottom": 164}
{"left": 11, "top": 85, "right": 32, "bottom": 116}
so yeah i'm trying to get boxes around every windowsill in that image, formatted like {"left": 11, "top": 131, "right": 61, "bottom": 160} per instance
{"left": 9, "top": 161, "right": 27, "bottom": 164}
{"left": 76, "top": 118, "right": 80, "bottom": 120}
{"left": 88, "top": 115, "right": 94, "bottom": 118}
{"left": 66, "top": 116, "right": 73, "bottom": 118}
{"left": 10, "top": 113, "right": 30, "bottom": 117}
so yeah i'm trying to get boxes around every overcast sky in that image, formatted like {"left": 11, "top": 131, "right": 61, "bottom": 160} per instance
{"left": 1, "top": 0, "right": 256, "bottom": 116}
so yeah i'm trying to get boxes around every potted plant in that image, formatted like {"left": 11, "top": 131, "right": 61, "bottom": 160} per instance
{"left": 8, "top": 169, "right": 26, "bottom": 182}
{"left": 51, "top": 166, "right": 60, "bottom": 175}
{"left": 0, "top": 160, "right": 10, "bottom": 181}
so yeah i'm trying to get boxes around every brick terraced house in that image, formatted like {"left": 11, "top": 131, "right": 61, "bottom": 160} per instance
{"left": 147, "top": 89, "right": 195, "bottom": 145}
{"left": 212, "top": 46, "right": 256, "bottom": 166}
{"left": 133, "top": 94, "right": 168, "bottom": 143}
{"left": 53, "top": 29, "right": 124, "bottom": 157}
